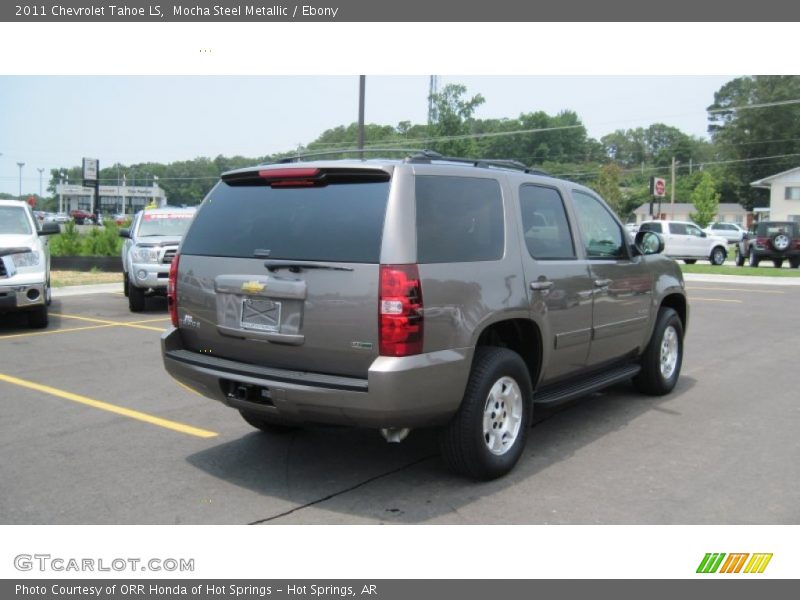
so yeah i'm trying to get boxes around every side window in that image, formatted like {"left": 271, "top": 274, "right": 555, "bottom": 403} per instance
{"left": 416, "top": 176, "right": 504, "bottom": 263}
{"left": 669, "top": 222, "right": 687, "bottom": 235}
{"left": 685, "top": 224, "right": 703, "bottom": 237}
{"left": 519, "top": 185, "right": 575, "bottom": 259}
{"left": 639, "top": 222, "right": 662, "bottom": 234}
{"left": 571, "top": 190, "right": 626, "bottom": 259}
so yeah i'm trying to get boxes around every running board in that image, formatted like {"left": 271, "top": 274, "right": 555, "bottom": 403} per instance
{"left": 533, "top": 364, "right": 641, "bottom": 405}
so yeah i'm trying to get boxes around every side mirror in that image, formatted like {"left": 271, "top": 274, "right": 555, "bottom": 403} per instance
{"left": 38, "top": 222, "right": 60, "bottom": 236}
{"left": 634, "top": 231, "right": 664, "bottom": 256}
{"left": 700, "top": 231, "right": 707, "bottom": 238}
{"left": 119, "top": 228, "right": 131, "bottom": 239}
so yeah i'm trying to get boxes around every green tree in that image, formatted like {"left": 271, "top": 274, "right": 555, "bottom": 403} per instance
{"left": 689, "top": 171, "right": 721, "bottom": 227}
{"left": 593, "top": 163, "right": 625, "bottom": 215}
{"left": 428, "top": 84, "right": 485, "bottom": 156}
{"left": 707, "top": 75, "right": 800, "bottom": 208}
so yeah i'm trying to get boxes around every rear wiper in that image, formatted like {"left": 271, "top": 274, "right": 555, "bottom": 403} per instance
{"left": 264, "top": 260, "right": 354, "bottom": 273}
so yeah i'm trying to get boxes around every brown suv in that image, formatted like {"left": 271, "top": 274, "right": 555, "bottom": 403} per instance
{"left": 161, "top": 152, "right": 688, "bottom": 480}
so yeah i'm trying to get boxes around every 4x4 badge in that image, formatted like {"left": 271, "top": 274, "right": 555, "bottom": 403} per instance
{"left": 241, "top": 281, "right": 266, "bottom": 294}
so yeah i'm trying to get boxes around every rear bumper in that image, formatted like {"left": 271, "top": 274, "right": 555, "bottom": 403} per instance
{"left": 161, "top": 327, "right": 471, "bottom": 428}
{"left": 751, "top": 247, "right": 800, "bottom": 259}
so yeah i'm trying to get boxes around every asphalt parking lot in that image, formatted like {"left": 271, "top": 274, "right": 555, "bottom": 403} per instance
{"left": 1, "top": 280, "right": 799, "bottom": 525}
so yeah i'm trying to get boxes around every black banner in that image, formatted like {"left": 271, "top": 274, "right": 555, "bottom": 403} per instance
{"left": 3, "top": 0, "right": 800, "bottom": 22}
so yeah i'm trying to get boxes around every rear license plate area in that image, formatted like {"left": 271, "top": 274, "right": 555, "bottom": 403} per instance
{"left": 241, "top": 297, "right": 281, "bottom": 333}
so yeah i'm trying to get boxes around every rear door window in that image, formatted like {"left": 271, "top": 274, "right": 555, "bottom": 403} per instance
{"left": 181, "top": 179, "right": 391, "bottom": 263}
{"left": 519, "top": 185, "right": 575, "bottom": 259}
{"left": 416, "top": 176, "right": 504, "bottom": 263}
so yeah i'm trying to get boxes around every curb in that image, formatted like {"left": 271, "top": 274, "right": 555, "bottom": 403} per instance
{"left": 684, "top": 273, "right": 800, "bottom": 286}
{"left": 52, "top": 283, "right": 124, "bottom": 298}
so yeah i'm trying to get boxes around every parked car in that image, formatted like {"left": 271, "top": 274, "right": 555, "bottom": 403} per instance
{"left": 161, "top": 153, "right": 689, "bottom": 480}
{"left": 704, "top": 222, "right": 747, "bottom": 244}
{"left": 0, "top": 199, "right": 60, "bottom": 328}
{"left": 70, "top": 209, "right": 95, "bottom": 225}
{"left": 639, "top": 219, "right": 729, "bottom": 265}
{"left": 120, "top": 206, "right": 197, "bottom": 312}
{"left": 113, "top": 213, "right": 130, "bottom": 226}
{"left": 735, "top": 221, "right": 800, "bottom": 268}
{"left": 49, "top": 212, "right": 70, "bottom": 224}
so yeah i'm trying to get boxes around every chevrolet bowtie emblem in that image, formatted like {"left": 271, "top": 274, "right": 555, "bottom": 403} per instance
{"left": 241, "top": 281, "right": 266, "bottom": 294}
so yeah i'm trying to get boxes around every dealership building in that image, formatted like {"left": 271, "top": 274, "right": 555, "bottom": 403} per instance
{"left": 55, "top": 182, "right": 167, "bottom": 214}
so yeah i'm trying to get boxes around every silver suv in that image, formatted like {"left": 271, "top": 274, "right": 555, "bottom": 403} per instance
{"left": 161, "top": 153, "right": 688, "bottom": 480}
{"left": 120, "top": 207, "right": 196, "bottom": 312}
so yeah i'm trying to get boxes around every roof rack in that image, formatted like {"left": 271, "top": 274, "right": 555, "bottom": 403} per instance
{"left": 273, "top": 148, "right": 430, "bottom": 164}
{"left": 269, "top": 148, "right": 550, "bottom": 176}
{"left": 404, "top": 150, "right": 550, "bottom": 176}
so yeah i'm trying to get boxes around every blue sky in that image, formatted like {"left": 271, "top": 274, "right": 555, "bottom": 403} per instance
{"left": 0, "top": 75, "right": 733, "bottom": 196}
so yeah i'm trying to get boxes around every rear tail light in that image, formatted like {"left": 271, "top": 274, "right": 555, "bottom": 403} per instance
{"left": 756, "top": 237, "right": 769, "bottom": 248}
{"left": 379, "top": 264, "right": 424, "bottom": 357}
{"left": 167, "top": 252, "right": 180, "bottom": 327}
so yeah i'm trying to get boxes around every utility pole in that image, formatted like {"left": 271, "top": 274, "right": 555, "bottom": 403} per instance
{"left": 37, "top": 168, "right": 44, "bottom": 198}
{"left": 17, "top": 162, "right": 25, "bottom": 199}
{"left": 357, "top": 75, "right": 366, "bottom": 160}
{"left": 670, "top": 156, "right": 678, "bottom": 219}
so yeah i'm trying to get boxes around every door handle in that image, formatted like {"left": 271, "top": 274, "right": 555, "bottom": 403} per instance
{"left": 530, "top": 281, "right": 554, "bottom": 291}
{"left": 594, "top": 279, "right": 612, "bottom": 288}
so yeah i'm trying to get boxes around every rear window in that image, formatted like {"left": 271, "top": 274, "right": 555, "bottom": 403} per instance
{"left": 756, "top": 222, "right": 797, "bottom": 237}
{"left": 416, "top": 176, "right": 504, "bottom": 263}
{"left": 180, "top": 180, "right": 390, "bottom": 263}
{"left": 639, "top": 222, "right": 663, "bottom": 234}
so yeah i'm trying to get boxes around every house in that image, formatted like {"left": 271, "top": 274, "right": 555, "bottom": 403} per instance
{"left": 631, "top": 202, "right": 748, "bottom": 225}
{"left": 751, "top": 166, "right": 800, "bottom": 222}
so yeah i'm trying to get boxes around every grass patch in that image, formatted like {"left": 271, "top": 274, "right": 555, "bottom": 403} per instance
{"left": 51, "top": 270, "right": 123, "bottom": 287}
{"left": 680, "top": 263, "right": 800, "bottom": 277}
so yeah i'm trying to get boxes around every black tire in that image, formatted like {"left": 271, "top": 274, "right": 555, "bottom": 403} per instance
{"left": 683, "top": 259, "right": 697, "bottom": 265}
{"left": 440, "top": 347, "right": 532, "bottom": 480}
{"left": 710, "top": 246, "right": 726, "bottom": 266}
{"left": 239, "top": 410, "right": 298, "bottom": 434}
{"left": 633, "top": 307, "right": 683, "bottom": 396}
{"left": 772, "top": 259, "right": 784, "bottom": 269}
{"left": 735, "top": 247, "right": 745, "bottom": 267}
{"left": 790, "top": 258, "right": 800, "bottom": 269}
{"left": 749, "top": 248, "right": 760, "bottom": 267}
{"left": 123, "top": 273, "right": 129, "bottom": 297}
{"left": 27, "top": 305, "right": 49, "bottom": 329}
{"left": 128, "top": 284, "right": 146, "bottom": 312}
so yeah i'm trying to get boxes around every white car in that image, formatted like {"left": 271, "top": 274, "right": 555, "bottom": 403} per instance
{"left": 639, "top": 219, "right": 729, "bottom": 265}
{"left": 704, "top": 222, "right": 746, "bottom": 244}
{"left": 0, "top": 199, "right": 60, "bottom": 328}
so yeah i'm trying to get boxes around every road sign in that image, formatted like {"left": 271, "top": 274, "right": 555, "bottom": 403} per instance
{"left": 650, "top": 176, "right": 666, "bottom": 198}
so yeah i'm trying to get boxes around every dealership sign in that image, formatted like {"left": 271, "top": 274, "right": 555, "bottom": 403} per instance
{"left": 650, "top": 176, "right": 666, "bottom": 198}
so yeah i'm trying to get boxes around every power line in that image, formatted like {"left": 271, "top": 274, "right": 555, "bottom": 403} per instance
{"left": 708, "top": 98, "right": 800, "bottom": 114}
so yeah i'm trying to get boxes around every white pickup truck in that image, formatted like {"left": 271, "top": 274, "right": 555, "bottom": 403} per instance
{"left": 639, "top": 220, "right": 729, "bottom": 265}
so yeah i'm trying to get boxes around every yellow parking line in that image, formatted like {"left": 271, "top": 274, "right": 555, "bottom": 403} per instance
{"left": 691, "top": 297, "right": 743, "bottom": 303}
{"left": 176, "top": 380, "right": 204, "bottom": 397}
{"left": 52, "top": 313, "right": 166, "bottom": 332}
{"left": 0, "top": 373, "right": 218, "bottom": 439}
{"left": 0, "top": 324, "right": 116, "bottom": 340}
{"left": 687, "top": 286, "right": 784, "bottom": 294}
